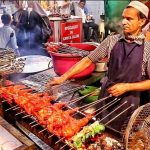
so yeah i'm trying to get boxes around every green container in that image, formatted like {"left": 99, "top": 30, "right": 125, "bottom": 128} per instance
{"left": 79, "top": 86, "right": 100, "bottom": 103}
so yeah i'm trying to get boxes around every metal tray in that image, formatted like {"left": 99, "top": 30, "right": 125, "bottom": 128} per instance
{"left": 17, "top": 55, "right": 53, "bottom": 73}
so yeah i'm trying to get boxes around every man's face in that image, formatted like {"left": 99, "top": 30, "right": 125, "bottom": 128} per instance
{"left": 122, "top": 7, "right": 146, "bottom": 35}
{"left": 79, "top": 2, "right": 85, "bottom": 9}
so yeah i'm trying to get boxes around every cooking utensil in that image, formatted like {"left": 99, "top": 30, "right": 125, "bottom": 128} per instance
{"left": 48, "top": 43, "right": 97, "bottom": 78}
{"left": 16, "top": 55, "right": 53, "bottom": 73}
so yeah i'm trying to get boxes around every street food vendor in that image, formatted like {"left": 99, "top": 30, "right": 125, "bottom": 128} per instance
{"left": 47, "top": 1, "right": 150, "bottom": 130}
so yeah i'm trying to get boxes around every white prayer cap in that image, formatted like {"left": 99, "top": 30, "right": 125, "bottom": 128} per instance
{"left": 128, "top": 1, "right": 149, "bottom": 18}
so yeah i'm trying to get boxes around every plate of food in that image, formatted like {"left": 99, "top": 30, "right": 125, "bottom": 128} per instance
{"left": 16, "top": 55, "right": 53, "bottom": 73}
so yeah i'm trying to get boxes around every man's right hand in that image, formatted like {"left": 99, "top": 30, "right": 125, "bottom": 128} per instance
{"left": 45, "top": 76, "right": 65, "bottom": 94}
{"left": 45, "top": 76, "right": 66, "bottom": 91}
{"left": 47, "top": 76, "right": 66, "bottom": 86}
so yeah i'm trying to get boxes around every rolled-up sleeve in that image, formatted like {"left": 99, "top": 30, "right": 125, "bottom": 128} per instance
{"left": 88, "top": 36, "right": 110, "bottom": 63}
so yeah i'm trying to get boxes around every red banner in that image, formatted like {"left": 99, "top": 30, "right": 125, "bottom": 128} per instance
{"left": 60, "top": 21, "right": 82, "bottom": 43}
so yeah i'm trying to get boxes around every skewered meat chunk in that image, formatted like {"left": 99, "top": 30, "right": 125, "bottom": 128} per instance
{"left": 0, "top": 85, "right": 27, "bottom": 103}
{"left": 0, "top": 84, "right": 93, "bottom": 141}
{"left": 62, "top": 115, "right": 92, "bottom": 139}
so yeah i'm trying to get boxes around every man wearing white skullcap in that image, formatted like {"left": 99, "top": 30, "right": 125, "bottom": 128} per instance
{"left": 128, "top": 1, "right": 149, "bottom": 18}
{"left": 47, "top": 1, "right": 150, "bottom": 131}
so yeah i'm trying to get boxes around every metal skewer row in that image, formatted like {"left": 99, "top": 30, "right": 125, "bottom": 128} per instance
{"left": 45, "top": 42, "right": 90, "bottom": 56}
{"left": 48, "top": 95, "right": 112, "bottom": 141}
{"left": 1, "top": 83, "right": 132, "bottom": 149}
{"left": 67, "top": 87, "right": 101, "bottom": 105}
{"left": 1, "top": 90, "right": 133, "bottom": 149}
{"left": 28, "top": 90, "right": 105, "bottom": 138}
{"left": 55, "top": 96, "right": 119, "bottom": 146}
{"left": 66, "top": 103, "right": 134, "bottom": 150}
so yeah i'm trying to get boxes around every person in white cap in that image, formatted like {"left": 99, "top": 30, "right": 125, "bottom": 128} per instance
{"left": 47, "top": 1, "right": 150, "bottom": 130}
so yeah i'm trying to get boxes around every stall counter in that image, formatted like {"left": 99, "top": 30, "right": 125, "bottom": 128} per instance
{"left": 48, "top": 16, "right": 83, "bottom": 43}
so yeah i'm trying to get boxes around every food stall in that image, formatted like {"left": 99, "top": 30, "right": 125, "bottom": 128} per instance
{"left": 0, "top": 43, "right": 150, "bottom": 150}
{"left": 48, "top": 16, "right": 83, "bottom": 43}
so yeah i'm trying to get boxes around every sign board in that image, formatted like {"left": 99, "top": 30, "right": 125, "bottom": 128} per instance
{"left": 60, "top": 21, "right": 82, "bottom": 43}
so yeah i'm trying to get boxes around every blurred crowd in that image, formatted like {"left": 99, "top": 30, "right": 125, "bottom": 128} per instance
{"left": 0, "top": 0, "right": 150, "bottom": 57}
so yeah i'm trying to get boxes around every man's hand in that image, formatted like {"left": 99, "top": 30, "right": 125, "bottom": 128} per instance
{"left": 45, "top": 76, "right": 66, "bottom": 94}
{"left": 46, "top": 76, "right": 65, "bottom": 86}
{"left": 107, "top": 83, "right": 130, "bottom": 97}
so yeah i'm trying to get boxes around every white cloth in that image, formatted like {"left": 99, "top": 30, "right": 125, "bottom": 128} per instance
{"left": 0, "top": 25, "right": 18, "bottom": 50}
{"left": 128, "top": 1, "right": 149, "bottom": 18}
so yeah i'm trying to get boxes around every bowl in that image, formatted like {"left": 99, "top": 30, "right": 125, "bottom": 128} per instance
{"left": 49, "top": 43, "right": 98, "bottom": 78}
{"left": 78, "top": 86, "right": 100, "bottom": 103}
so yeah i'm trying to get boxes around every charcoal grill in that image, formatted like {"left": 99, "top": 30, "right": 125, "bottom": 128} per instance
{"left": 1, "top": 82, "right": 135, "bottom": 149}
{"left": 125, "top": 103, "right": 150, "bottom": 150}
{"left": 1, "top": 69, "right": 139, "bottom": 149}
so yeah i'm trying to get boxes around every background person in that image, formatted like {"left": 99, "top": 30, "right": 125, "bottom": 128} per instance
{"left": 73, "top": 0, "right": 99, "bottom": 42}
{"left": 0, "top": 13, "right": 19, "bottom": 55}
{"left": 12, "top": 1, "right": 51, "bottom": 47}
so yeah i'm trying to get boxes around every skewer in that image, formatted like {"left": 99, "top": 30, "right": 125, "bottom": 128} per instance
{"left": 1, "top": 100, "right": 7, "bottom": 103}
{"left": 13, "top": 106, "right": 20, "bottom": 110}
{"left": 81, "top": 96, "right": 116, "bottom": 113}
{"left": 68, "top": 88, "right": 100, "bottom": 105}
{"left": 22, "top": 114, "right": 32, "bottom": 119}
{"left": 79, "top": 95, "right": 112, "bottom": 110}
{"left": 15, "top": 111, "right": 25, "bottom": 116}
{"left": 60, "top": 144, "right": 68, "bottom": 150}
{"left": 55, "top": 137, "right": 65, "bottom": 144}
{"left": 57, "top": 85, "right": 85, "bottom": 98}
{"left": 57, "top": 49, "right": 85, "bottom": 57}
{"left": 31, "top": 123, "right": 40, "bottom": 128}
{"left": 38, "top": 128, "right": 47, "bottom": 133}
{"left": 55, "top": 85, "right": 86, "bottom": 102}
{"left": 105, "top": 104, "right": 134, "bottom": 125}
{"left": 98, "top": 101, "right": 128, "bottom": 122}
{"left": 20, "top": 87, "right": 32, "bottom": 90}
{"left": 69, "top": 147, "right": 74, "bottom": 150}
{"left": 29, "top": 120, "right": 37, "bottom": 125}
{"left": 93, "top": 98, "right": 121, "bottom": 116}
{"left": 5, "top": 105, "right": 18, "bottom": 111}
{"left": 106, "top": 125, "right": 123, "bottom": 135}
{"left": 57, "top": 43, "right": 89, "bottom": 55}
{"left": 70, "top": 95, "right": 112, "bottom": 117}
{"left": 48, "top": 134, "right": 55, "bottom": 139}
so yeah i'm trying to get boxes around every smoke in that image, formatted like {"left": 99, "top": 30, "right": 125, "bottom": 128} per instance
{"left": 105, "top": 17, "right": 123, "bottom": 34}
{"left": 16, "top": 27, "right": 49, "bottom": 57}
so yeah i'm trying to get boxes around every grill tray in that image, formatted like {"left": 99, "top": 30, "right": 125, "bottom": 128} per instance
{"left": 125, "top": 103, "right": 150, "bottom": 150}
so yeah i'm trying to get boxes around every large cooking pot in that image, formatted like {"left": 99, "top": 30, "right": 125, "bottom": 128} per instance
{"left": 50, "top": 43, "right": 98, "bottom": 78}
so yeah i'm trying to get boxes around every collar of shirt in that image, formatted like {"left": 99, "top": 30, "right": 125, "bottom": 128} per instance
{"left": 119, "top": 33, "right": 145, "bottom": 45}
